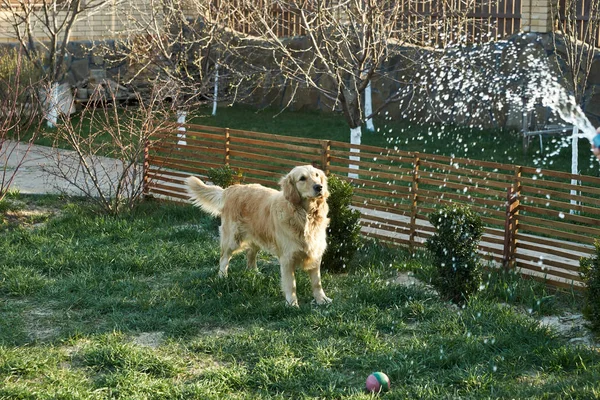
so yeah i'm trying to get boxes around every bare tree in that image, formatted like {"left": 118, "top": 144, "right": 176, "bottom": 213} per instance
{"left": 552, "top": 0, "right": 600, "bottom": 208}
{"left": 0, "top": 47, "right": 42, "bottom": 200}
{"left": 115, "top": 0, "right": 256, "bottom": 124}
{"left": 554, "top": 0, "right": 600, "bottom": 112}
{"left": 0, "top": 0, "right": 120, "bottom": 126}
{"left": 188, "top": 0, "right": 496, "bottom": 176}
{"left": 198, "top": 0, "right": 416, "bottom": 176}
{"left": 45, "top": 86, "right": 174, "bottom": 214}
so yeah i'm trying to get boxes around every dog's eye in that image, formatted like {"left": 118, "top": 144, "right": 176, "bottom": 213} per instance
{"left": 299, "top": 176, "right": 306, "bottom": 181}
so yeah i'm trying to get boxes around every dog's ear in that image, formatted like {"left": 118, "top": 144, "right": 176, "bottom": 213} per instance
{"left": 280, "top": 174, "right": 301, "bottom": 205}
{"left": 321, "top": 174, "right": 330, "bottom": 199}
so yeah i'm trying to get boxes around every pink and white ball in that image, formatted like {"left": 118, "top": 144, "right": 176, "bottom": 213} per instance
{"left": 365, "top": 372, "right": 390, "bottom": 393}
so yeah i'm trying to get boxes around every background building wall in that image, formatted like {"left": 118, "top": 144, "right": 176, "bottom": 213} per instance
{"left": 0, "top": 1, "right": 157, "bottom": 44}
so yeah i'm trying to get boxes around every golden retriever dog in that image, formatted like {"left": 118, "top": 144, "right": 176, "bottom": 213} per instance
{"left": 185, "top": 165, "right": 331, "bottom": 306}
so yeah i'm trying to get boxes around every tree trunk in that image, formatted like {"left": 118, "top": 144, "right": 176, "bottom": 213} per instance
{"left": 341, "top": 94, "right": 363, "bottom": 179}
{"left": 570, "top": 126, "right": 579, "bottom": 214}
{"left": 349, "top": 126, "right": 362, "bottom": 179}
{"left": 46, "top": 82, "right": 59, "bottom": 128}
{"left": 365, "top": 80, "right": 374, "bottom": 132}
{"left": 212, "top": 62, "right": 219, "bottom": 116}
{"left": 177, "top": 110, "right": 187, "bottom": 146}
{"left": 365, "top": 81, "right": 375, "bottom": 132}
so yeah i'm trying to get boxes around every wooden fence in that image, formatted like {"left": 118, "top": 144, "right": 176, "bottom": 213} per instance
{"left": 211, "top": 0, "right": 522, "bottom": 45}
{"left": 144, "top": 124, "right": 600, "bottom": 290}
{"left": 210, "top": 0, "right": 600, "bottom": 47}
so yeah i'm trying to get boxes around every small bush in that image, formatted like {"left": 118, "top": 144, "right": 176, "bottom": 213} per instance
{"left": 580, "top": 241, "right": 600, "bottom": 335}
{"left": 207, "top": 165, "right": 244, "bottom": 188}
{"left": 426, "top": 204, "right": 483, "bottom": 304}
{"left": 321, "top": 174, "right": 361, "bottom": 272}
{"left": 0, "top": 47, "right": 40, "bottom": 89}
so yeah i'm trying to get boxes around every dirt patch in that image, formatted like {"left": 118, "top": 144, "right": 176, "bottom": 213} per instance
{"left": 26, "top": 306, "right": 60, "bottom": 342}
{"left": 1, "top": 198, "right": 60, "bottom": 230}
{"left": 390, "top": 272, "right": 437, "bottom": 294}
{"left": 131, "top": 331, "right": 166, "bottom": 348}
{"left": 539, "top": 313, "right": 598, "bottom": 348}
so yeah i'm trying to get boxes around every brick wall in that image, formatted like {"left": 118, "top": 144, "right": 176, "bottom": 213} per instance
{"left": 521, "top": 0, "right": 555, "bottom": 33}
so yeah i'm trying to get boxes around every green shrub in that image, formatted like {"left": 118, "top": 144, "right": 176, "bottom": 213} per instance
{"left": 207, "top": 165, "right": 244, "bottom": 188}
{"left": 0, "top": 47, "right": 39, "bottom": 85}
{"left": 426, "top": 204, "right": 484, "bottom": 304}
{"left": 321, "top": 174, "right": 361, "bottom": 272}
{"left": 580, "top": 241, "right": 600, "bottom": 335}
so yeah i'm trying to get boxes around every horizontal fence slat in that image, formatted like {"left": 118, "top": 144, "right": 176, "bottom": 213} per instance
{"left": 521, "top": 165, "right": 600, "bottom": 185}
{"left": 520, "top": 195, "right": 600, "bottom": 217}
{"left": 228, "top": 127, "right": 325, "bottom": 145}
{"left": 515, "top": 233, "right": 594, "bottom": 254}
{"left": 420, "top": 159, "right": 515, "bottom": 180}
{"left": 230, "top": 136, "right": 323, "bottom": 155}
{"left": 520, "top": 175, "right": 600, "bottom": 197}
{"left": 517, "top": 242, "right": 588, "bottom": 267}
{"left": 519, "top": 205, "right": 600, "bottom": 225}
{"left": 521, "top": 184, "right": 600, "bottom": 208}
{"left": 148, "top": 155, "right": 222, "bottom": 173}
{"left": 517, "top": 223, "right": 597, "bottom": 245}
{"left": 515, "top": 257, "right": 582, "bottom": 282}
{"left": 518, "top": 214, "right": 600, "bottom": 237}
{"left": 418, "top": 177, "right": 507, "bottom": 198}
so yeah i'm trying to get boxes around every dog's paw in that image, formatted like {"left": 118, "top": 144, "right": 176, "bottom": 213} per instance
{"left": 217, "top": 271, "right": 228, "bottom": 278}
{"left": 314, "top": 295, "right": 332, "bottom": 305}
{"left": 286, "top": 299, "right": 300, "bottom": 308}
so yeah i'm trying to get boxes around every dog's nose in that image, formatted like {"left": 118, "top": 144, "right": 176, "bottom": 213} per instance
{"left": 313, "top": 184, "right": 322, "bottom": 193}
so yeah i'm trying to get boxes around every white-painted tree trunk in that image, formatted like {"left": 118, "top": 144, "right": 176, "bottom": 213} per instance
{"left": 177, "top": 110, "right": 187, "bottom": 146}
{"left": 46, "top": 82, "right": 59, "bottom": 128}
{"left": 212, "top": 62, "right": 219, "bottom": 116}
{"left": 349, "top": 126, "right": 362, "bottom": 179}
{"left": 365, "top": 80, "right": 374, "bottom": 132}
{"left": 570, "top": 126, "right": 579, "bottom": 214}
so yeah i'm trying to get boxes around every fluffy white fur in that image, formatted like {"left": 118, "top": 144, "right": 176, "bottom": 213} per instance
{"left": 185, "top": 165, "right": 331, "bottom": 306}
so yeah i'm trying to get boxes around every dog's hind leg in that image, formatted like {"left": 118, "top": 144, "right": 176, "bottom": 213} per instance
{"left": 246, "top": 245, "right": 260, "bottom": 270}
{"left": 219, "top": 247, "right": 233, "bottom": 277}
{"left": 308, "top": 266, "right": 332, "bottom": 305}
{"left": 218, "top": 224, "right": 238, "bottom": 277}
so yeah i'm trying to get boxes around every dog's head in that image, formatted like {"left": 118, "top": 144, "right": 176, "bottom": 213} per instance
{"left": 280, "top": 165, "right": 329, "bottom": 206}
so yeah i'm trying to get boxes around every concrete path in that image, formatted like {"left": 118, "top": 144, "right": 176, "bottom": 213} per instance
{"left": 2, "top": 140, "right": 130, "bottom": 196}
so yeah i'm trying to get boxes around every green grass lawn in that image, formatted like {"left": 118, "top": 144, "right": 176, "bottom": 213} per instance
{"left": 1, "top": 195, "right": 597, "bottom": 399}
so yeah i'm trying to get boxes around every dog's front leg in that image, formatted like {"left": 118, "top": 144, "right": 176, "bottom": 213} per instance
{"left": 308, "top": 266, "right": 332, "bottom": 305}
{"left": 279, "top": 257, "right": 298, "bottom": 307}
{"left": 219, "top": 248, "right": 232, "bottom": 277}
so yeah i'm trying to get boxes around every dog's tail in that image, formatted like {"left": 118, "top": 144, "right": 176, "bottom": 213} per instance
{"left": 185, "top": 176, "right": 225, "bottom": 216}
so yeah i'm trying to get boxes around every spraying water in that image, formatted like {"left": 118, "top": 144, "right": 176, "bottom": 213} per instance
{"left": 519, "top": 54, "right": 597, "bottom": 145}
{"left": 393, "top": 38, "right": 599, "bottom": 164}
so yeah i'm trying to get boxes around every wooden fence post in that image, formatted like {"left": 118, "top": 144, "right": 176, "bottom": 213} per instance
{"left": 224, "top": 128, "right": 230, "bottom": 166}
{"left": 320, "top": 140, "right": 331, "bottom": 174}
{"left": 503, "top": 186, "right": 514, "bottom": 270}
{"left": 409, "top": 153, "right": 420, "bottom": 252}
{"left": 506, "top": 165, "right": 523, "bottom": 268}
